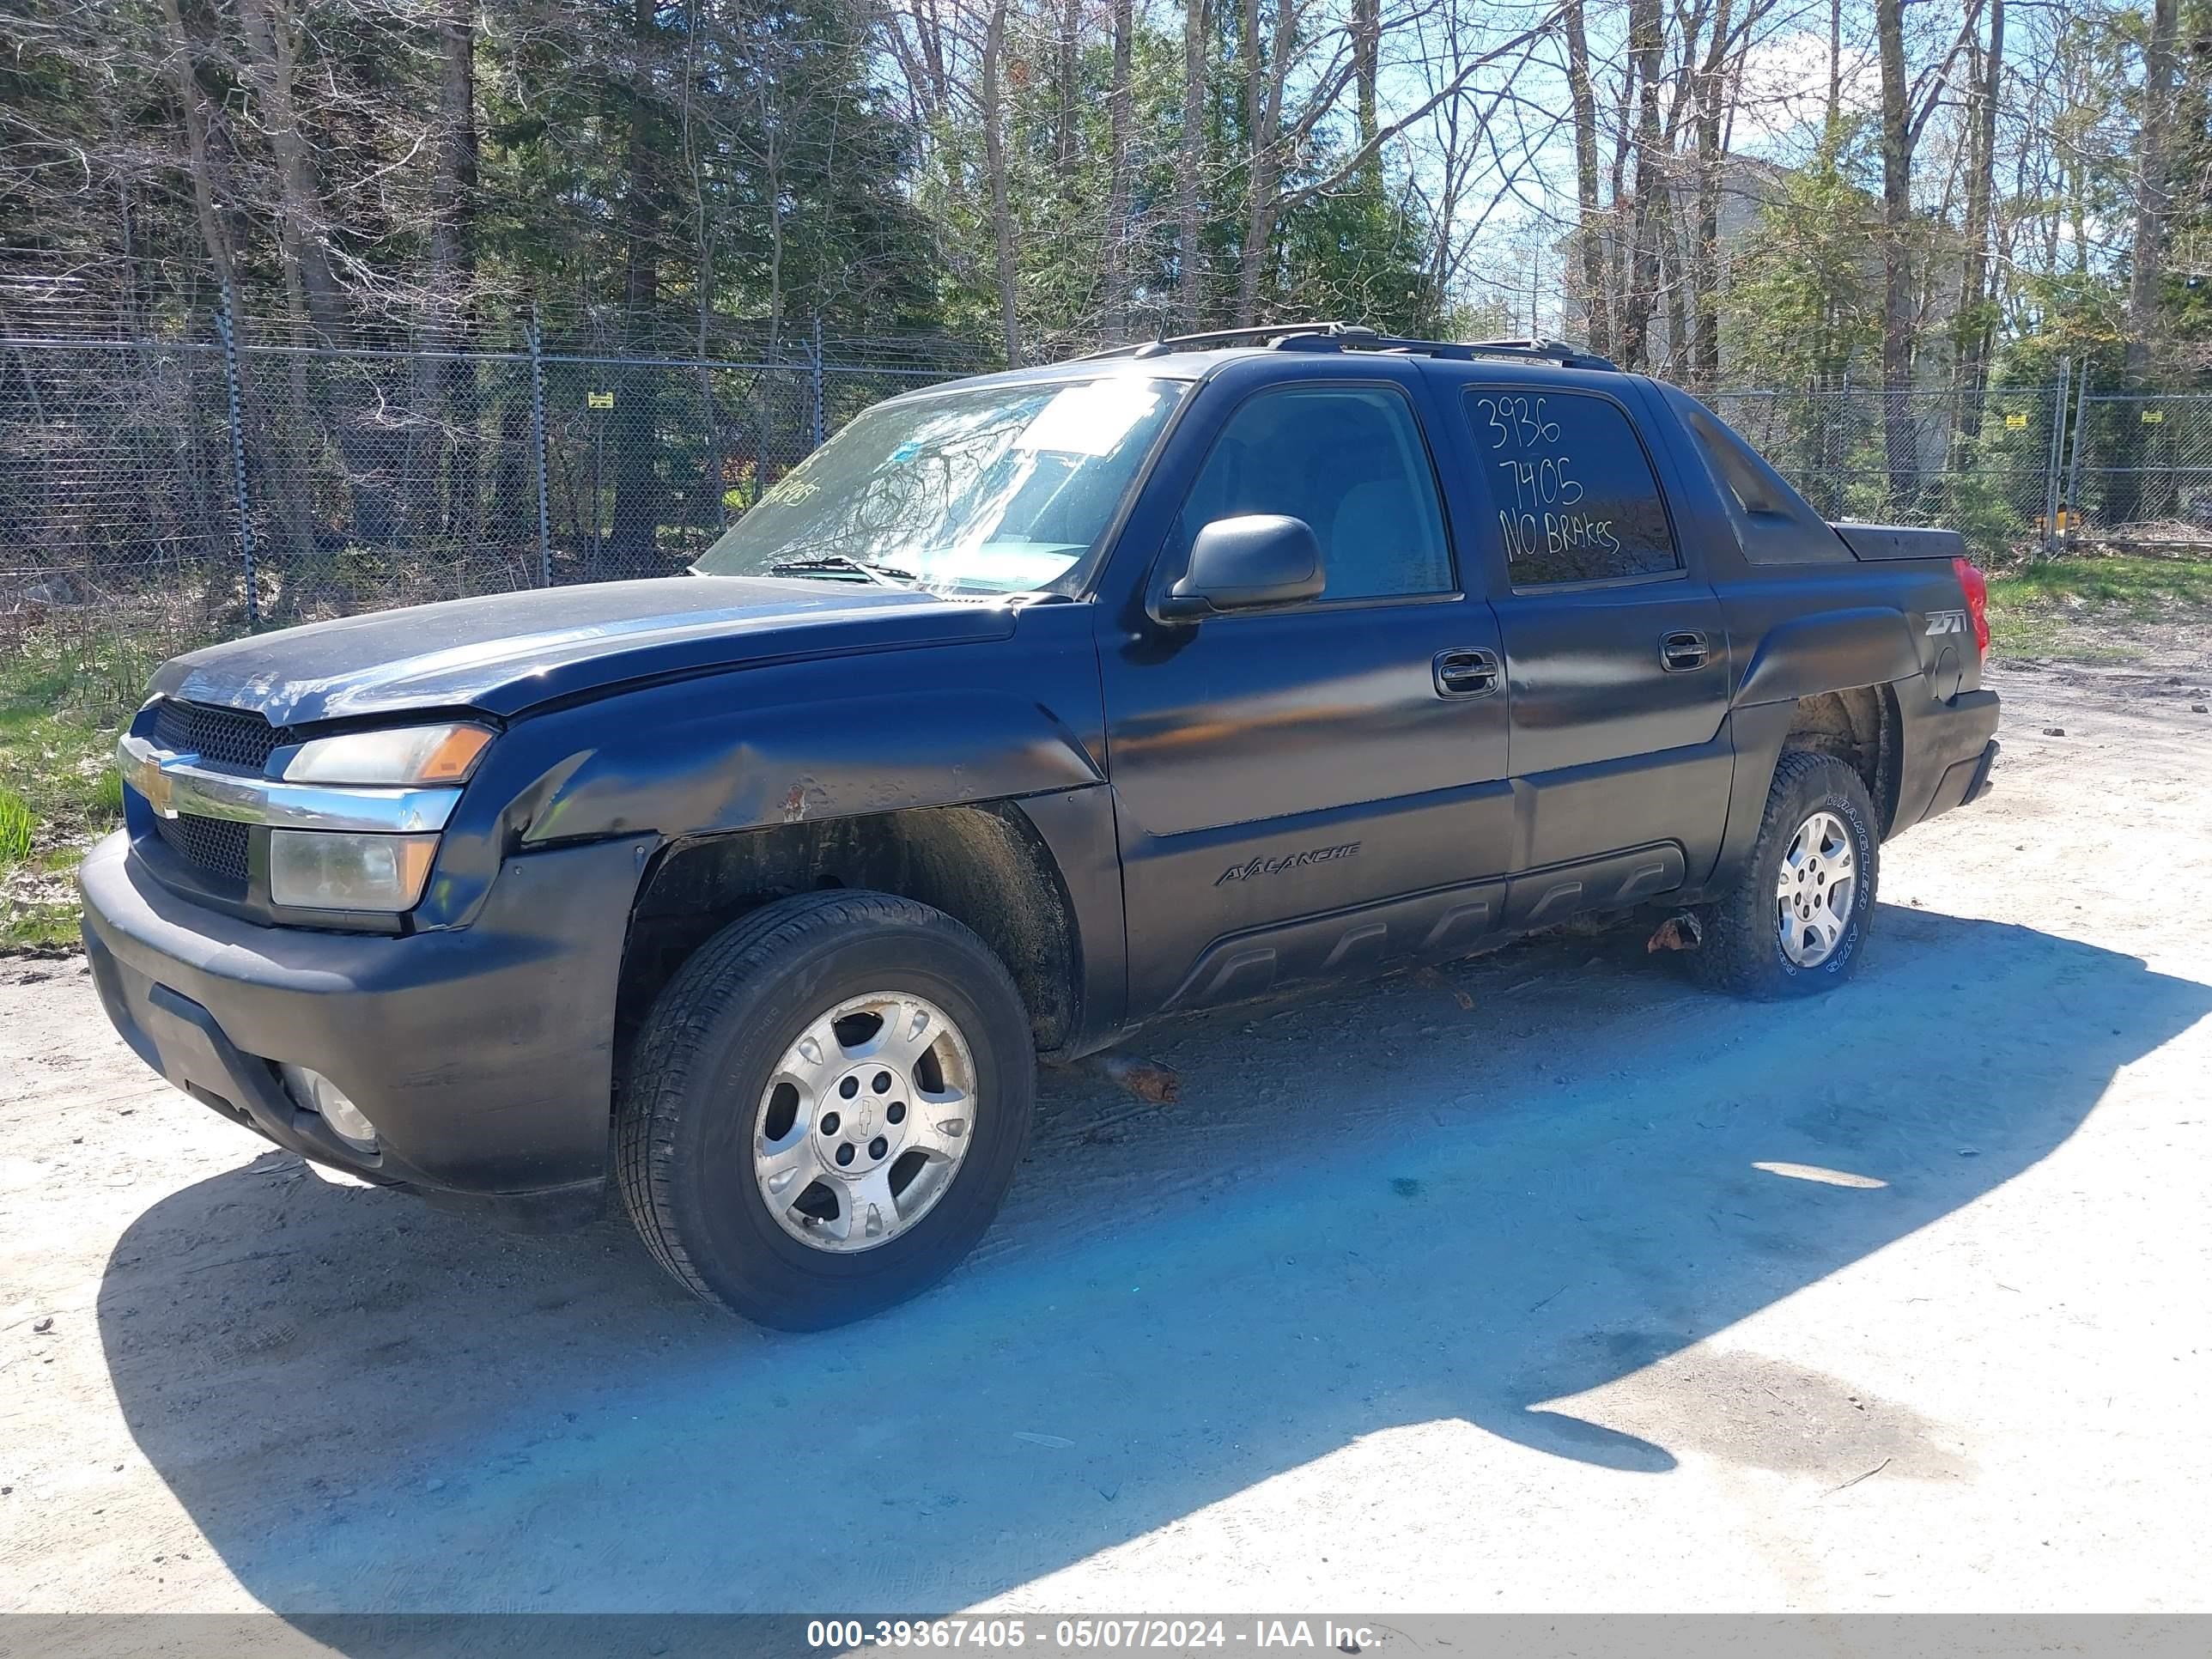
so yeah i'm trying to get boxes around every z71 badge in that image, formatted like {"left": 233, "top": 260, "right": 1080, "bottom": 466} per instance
{"left": 1925, "top": 609, "right": 1968, "bottom": 635}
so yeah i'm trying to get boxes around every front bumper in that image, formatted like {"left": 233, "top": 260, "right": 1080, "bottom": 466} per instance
{"left": 78, "top": 830, "right": 653, "bottom": 1230}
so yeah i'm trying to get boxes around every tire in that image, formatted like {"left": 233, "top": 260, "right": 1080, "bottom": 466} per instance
{"left": 1692, "top": 749, "right": 1881, "bottom": 1000}
{"left": 617, "top": 890, "right": 1035, "bottom": 1328}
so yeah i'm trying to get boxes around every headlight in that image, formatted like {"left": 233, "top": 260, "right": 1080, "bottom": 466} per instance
{"left": 269, "top": 830, "right": 440, "bottom": 911}
{"left": 280, "top": 722, "right": 492, "bottom": 786}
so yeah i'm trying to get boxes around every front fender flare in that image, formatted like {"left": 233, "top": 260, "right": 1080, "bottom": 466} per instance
{"left": 419, "top": 674, "right": 1105, "bottom": 932}
{"left": 515, "top": 687, "right": 1103, "bottom": 847}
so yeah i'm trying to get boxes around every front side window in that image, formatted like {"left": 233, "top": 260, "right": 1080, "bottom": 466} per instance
{"left": 1173, "top": 384, "right": 1452, "bottom": 601}
{"left": 1466, "top": 388, "right": 1680, "bottom": 586}
{"left": 694, "top": 374, "right": 1186, "bottom": 596}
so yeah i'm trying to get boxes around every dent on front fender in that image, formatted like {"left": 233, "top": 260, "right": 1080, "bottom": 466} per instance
{"left": 415, "top": 617, "right": 1109, "bottom": 931}
{"left": 520, "top": 687, "right": 1105, "bottom": 847}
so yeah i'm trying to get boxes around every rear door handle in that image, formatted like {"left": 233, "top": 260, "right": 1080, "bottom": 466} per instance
{"left": 1659, "top": 630, "right": 1710, "bottom": 672}
{"left": 1434, "top": 647, "right": 1501, "bottom": 699}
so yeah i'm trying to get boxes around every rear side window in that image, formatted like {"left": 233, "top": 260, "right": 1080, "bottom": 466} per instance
{"left": 1465, "top": 389, "right": 1679, "bottom": 586}
{"left": 1672, "top": 389, "right": 1852, "bottom": 565}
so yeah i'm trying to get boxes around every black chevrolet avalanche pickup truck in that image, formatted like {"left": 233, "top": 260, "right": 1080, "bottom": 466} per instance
{"left": 81, "top": 324, "right": 2001, "bottom": 1327}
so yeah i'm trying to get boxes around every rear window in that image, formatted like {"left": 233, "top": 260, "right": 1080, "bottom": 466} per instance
{"left": 1465, "top": 389, "right": 1680, "bottom": 586}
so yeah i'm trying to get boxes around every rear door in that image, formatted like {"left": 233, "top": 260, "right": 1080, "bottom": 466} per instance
{"left": 1444, "top": 377, "right": 1733, "bottom": 919}
{"left": 1096, "top": 361, "right": 1513, "bottom": 1020}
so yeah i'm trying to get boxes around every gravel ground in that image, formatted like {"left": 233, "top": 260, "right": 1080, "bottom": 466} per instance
{"left": 2, "top": 652, "right": 2209, "bottom": 1620}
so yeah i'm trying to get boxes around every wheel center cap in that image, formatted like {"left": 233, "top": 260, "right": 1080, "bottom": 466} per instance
{"left": 817, "top": 1065, "right": 905, "bottom": 1173}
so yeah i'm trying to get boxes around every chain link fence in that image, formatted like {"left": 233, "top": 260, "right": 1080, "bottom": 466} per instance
{"left": 8, "top": 332, "right": 2212, "bottom": 671}
{"left": 2067, "top": 391, "right": 2212, "bottom": 549}
{"left": 1, "top": 321, "right": 959, "bottom": 661}
{"left": 2, "top": 338, "right": 243, "bottom": 652}
{"left": 1707, "top": 382, "right": 2075, "bottom": 550}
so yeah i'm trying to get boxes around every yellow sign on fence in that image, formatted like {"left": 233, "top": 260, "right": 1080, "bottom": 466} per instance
{"left": 2004, "top": 412, "right": 2028, "bottom": 430}
{"left": 587, "top": 391, "right": 615, "bottom": 410}
{"left": 2142, "top": 408, "right": 2165, "bottom": 424}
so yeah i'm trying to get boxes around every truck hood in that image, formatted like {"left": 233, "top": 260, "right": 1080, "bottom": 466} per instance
{"left": 150, "top": 576, "right": 1017, "bottom": 726}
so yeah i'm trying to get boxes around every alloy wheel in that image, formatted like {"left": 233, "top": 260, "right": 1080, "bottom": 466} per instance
{"left": 752, "top": 991, "right": 976, "bottom": 1252}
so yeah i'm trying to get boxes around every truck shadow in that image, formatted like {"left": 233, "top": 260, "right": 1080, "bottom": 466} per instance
{"left": 95, "top": 903, "right": 2211, "bottom": 1616}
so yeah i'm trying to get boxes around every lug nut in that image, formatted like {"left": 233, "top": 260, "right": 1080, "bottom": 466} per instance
{"left": 821, "top": 1111, "right": 841, "bottom": 1136}
{"left": 869, "top": 1136, "right": 889, "bottom": 1160}
{"left": 836, "top": 1143, "right": 855, "bottom": 1167}
{"left": 839, "top": 1077, "right": 860, "bottom": 1099}
{"left": 887, "top": 1102, "right": 905, "bottom": 1124}
{"left": 872, "top": 1071, "right": 892, "bottom": 1093}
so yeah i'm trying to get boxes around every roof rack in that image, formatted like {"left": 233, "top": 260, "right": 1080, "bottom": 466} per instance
{"left": 1073, "top": 320, "right": 1617, "bottom": 371}
{"left": 1429, "top": 336, "right": 1620, "bottom": 371}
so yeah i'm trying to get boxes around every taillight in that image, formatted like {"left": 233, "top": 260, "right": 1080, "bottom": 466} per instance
{"left": 1953, "top": 556, "right": 1990, "bottom": 655}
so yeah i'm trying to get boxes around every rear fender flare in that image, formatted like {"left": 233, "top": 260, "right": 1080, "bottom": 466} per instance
{"left": 1705, "top": 680, "right": 1903, "bottom": 904}
{"left": 1730, "top": 607, "right": 1924, "bottom": 711}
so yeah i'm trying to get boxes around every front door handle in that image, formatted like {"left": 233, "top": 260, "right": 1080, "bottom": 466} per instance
{"left": 1659, "top": 630, "right": 1710, "bottom": 672}
{"left": 1434, "top": 647, "right": 1501, "bottom": 699}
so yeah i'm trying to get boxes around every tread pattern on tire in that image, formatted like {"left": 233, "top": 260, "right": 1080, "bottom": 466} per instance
{"left": 614, "top": 890, "right": 1025, "bottom": 1313}
{"left": 1694, "top": 748, "right": 1879, "bottom": 1000}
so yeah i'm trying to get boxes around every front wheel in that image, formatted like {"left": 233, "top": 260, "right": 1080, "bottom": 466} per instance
{"left": 617, "top": 890, "right": 1035, "bottom": 1328}
{"left": 1693, "top": 750, "right": 1881, "bottom": 999}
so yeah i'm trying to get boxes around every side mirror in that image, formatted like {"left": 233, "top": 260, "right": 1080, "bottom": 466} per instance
{"left": 1155, "top": 514, "right": 1325, "bottom": 621}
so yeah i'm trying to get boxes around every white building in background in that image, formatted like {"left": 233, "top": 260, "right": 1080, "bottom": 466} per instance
{"left": 1555, "top": 155, "right": 1791, "bottom": 372}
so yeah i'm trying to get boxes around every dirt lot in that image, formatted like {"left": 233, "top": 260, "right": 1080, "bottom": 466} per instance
{"left": 3, "top": 644, "right": 2209, "bottom": 1621}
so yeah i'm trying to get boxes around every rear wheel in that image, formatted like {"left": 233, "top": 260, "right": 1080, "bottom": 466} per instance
{"left": 1693, "top": 750, "right": 1880, "bottom": 999}
{"left": 617, "top": 890, "right": 1035, "bottom": 1328}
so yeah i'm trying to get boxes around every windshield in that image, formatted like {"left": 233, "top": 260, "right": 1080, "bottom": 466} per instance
{"left": 693, "top": 375, "right": 1185, "bottom": 595}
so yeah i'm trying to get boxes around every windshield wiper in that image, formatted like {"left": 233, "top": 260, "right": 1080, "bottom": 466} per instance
{"left": 763, "top": 553, "right": 917, "bottom": 587}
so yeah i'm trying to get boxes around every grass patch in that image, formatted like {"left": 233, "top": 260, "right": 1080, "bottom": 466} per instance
{"left": 1984, "top": 553, "right": 2212, "bottom": 663}
{"left": 0, "top": 789, "right": 33, "bottom": 864}
{"left": 1, "top": 902, "right": 82, "bottom": 952}
{"left": 1, "top": 631, "right": 171, "bottom": 953}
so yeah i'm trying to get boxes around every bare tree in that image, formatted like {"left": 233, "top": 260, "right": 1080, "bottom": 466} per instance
{"left": 235, "top": 0, "right": 345, "bottom": 345}
{"left": 610, "top": 0, "right": 665, "bottom": 566}
{"left": 1178, "top": 0, "right": 1209, "bottom": 330}
{"left": 2129, "top": 0, "right": 2181, "bottom": 379}
{"left": 1954, "top": 0, "right": 2003, "bottom": 421}
{"left": 1875, "top": 0, "right": 1985, "bottom": 499}
{"left": 1056, "top": 0, "right": 1081, "bottom": 185}
{"left": 1234, "top": 0, "right": 1286, "bottom": 322}
{"left": 981, "top": 0, "right": 1022, "bottom": 363}
{"left": 1689, "top": 0, "right": 1738, "bottom": 389}
{"left": 1825, "top": 0, "right": 1842, "bottom": 141}
{"left": 1875, "top": 0, "right": 1917, "bottom": 501}
{"left": 153, "top": 0, "right": 238, "bottom": 301}
{"left": 1353, "top": 0, "right": 1382, "bottom": 191}
{"left": 1565, "top": 0, "right": 1607, "bottom": 356}
{"left": 1101, "top": 0, "right": 1137, "bottom": 339}
{"left": 1619, "top": 0, "right": 1667, "bottom": 368}
{"left": 427, "top": 0, "right": 479, "bottom": 323}
{"left": 1231, "top": 0, "right": 1560, "bottom": 324}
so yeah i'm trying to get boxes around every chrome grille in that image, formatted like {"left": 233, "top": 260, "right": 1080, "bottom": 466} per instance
{"left": 150, "top": 699, "right": 292, "bottom": 775}
{"left": 153, "top": 812, "right": 251, "bottom": 888}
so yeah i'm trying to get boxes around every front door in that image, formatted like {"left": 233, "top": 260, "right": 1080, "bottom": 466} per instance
{"left": 1454, "top": 380, "right": 1732, "bottom": 921}
{"left": 1099, "top": 373, "right": 1513, "bottom": 1019}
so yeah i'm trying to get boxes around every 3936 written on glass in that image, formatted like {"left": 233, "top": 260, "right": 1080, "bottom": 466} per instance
{"left": 1468, "top": 391, "right": 1680, "bottom": 586}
